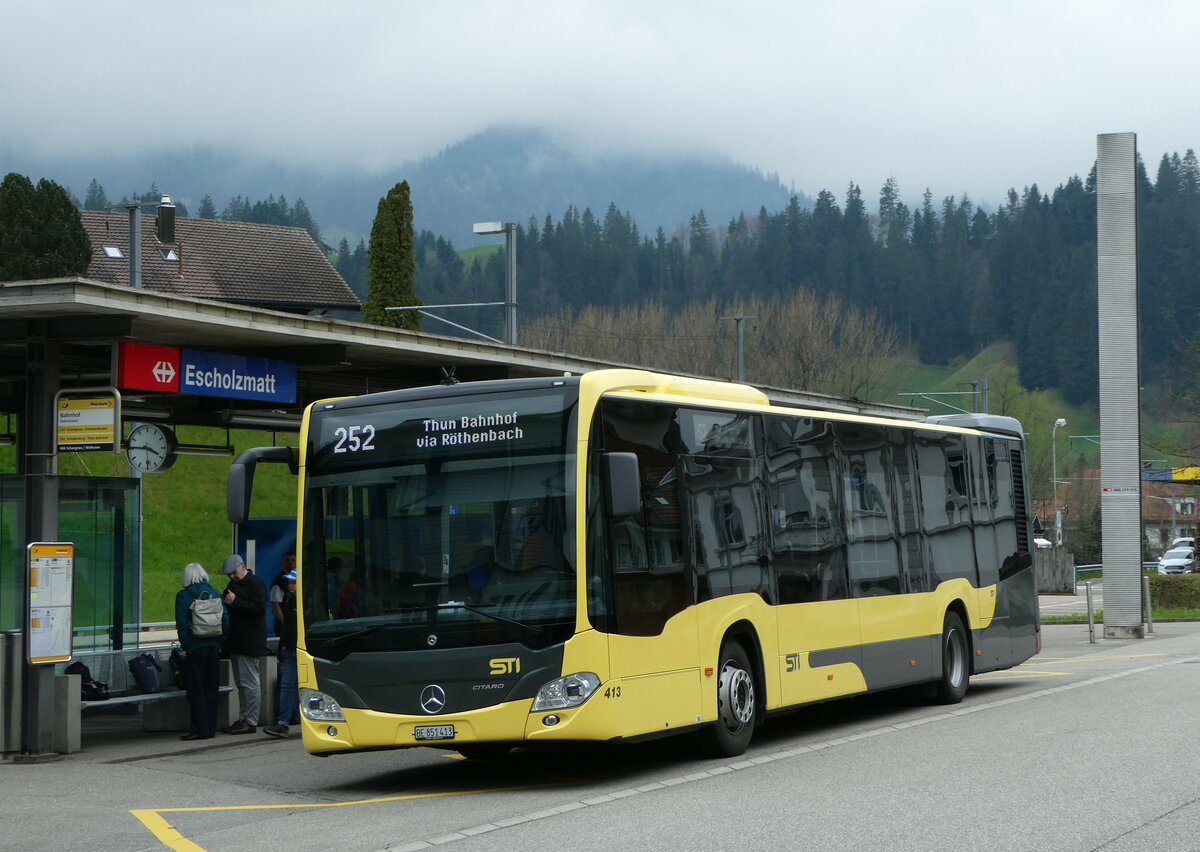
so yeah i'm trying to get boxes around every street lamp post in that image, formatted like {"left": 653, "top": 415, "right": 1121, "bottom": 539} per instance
{"left": 473, "top": 221, "right": 517, "bottom": 345}
{"left": 1052, "top": 417, "right": 1067, "bottom": 546}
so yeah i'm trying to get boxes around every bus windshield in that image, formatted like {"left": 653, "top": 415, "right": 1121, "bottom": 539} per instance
{"left": 300, "top": 385, "right": 578, "bottom": 657}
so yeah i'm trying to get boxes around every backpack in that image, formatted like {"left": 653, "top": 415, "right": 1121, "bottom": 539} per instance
{"left": 190, "top": 590, "right": 224, "bottom": 637}
{"left": 128, "top": 653, "right": 161, "bottom": 694}
{"left": 65, "top": 659, "right": 110, "bottom": 701}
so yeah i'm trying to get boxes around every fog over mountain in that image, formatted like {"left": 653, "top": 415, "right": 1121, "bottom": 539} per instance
{"left": 4, "top": 128, "right": 801, "bottom": 248}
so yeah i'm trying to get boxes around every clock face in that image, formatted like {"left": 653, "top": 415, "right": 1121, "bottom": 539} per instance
{"left": 126, "top": 424, "right": 177, "bottom": 473}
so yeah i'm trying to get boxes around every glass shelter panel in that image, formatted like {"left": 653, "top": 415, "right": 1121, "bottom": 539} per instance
{"left": 0, "top": 476, "right": 140, "bottom": 650}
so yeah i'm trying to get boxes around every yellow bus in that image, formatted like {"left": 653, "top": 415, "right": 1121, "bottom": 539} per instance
{"left": 227, "top": 369, "right": 1039, "bottom": 758}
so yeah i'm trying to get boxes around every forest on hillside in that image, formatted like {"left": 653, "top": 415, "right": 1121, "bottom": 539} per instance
{"left": 332, "top": 151, "right": 1200, "bottom": 409}
{"left": 74, "top": 148, "right": 1200, "bottom": 410}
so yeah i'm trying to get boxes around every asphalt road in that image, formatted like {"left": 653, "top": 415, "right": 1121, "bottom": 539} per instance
{"left": 1039, "top": 583, "right": 1104, "bottom": 617}
{"left": 4, "top": 620, "right": 1198, "bottom": 852}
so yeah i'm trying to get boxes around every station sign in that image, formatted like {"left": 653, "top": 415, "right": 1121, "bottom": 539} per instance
{"left": 181, "top": 349, "right": 296, "bottom": 404}
{"left": 117, "top": 341, "right": 296, "bottom": 403}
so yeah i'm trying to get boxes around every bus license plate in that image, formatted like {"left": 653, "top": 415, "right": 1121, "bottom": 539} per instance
{"left": 414, "top": 725, "right": 455, "bottom": 741}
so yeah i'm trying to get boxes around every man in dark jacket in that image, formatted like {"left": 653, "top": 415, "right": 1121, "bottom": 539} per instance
{"left": 221, "top": 554, "right": 268, "bottom": 735}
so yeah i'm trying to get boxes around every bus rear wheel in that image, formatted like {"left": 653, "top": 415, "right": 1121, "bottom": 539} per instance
{"left": 699, "top": 639, "right": 757, "bottom": 758}
{"left": 935, "top": 611, "right": 969, "bottom": 704}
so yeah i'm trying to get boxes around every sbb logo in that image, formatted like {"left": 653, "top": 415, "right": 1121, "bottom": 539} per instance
{"left": 152, "top": 360, "right": 176, "bottom": 384}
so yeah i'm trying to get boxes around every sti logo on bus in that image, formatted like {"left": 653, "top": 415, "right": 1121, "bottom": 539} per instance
{"left": 489, "top": 657, "right": 521, "bottom": 676}
{"left": 785, "top": 653, "right": 801, "bottom": 673}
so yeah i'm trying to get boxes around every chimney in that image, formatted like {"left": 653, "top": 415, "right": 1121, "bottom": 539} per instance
{"left": 157, "top": 195, "right": 176, "bottom": 244}
{"left": 126, "top": 202, "right": 142, "bottom": 288}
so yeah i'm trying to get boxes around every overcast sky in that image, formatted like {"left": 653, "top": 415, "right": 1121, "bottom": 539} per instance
{"left": 3, "top": 1, "right": 1196, "bottom": 206}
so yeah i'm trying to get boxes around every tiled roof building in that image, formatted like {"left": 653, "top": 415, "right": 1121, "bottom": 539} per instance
{"left": 79, "top": 209, "right": 360, "bottom": 313}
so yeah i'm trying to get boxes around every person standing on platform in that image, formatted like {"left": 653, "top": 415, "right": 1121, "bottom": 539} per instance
{"left": 269, "top": 550, "right": 296, "bottom": 636}
{"left": 175, "top": 562, "right": 228, "bottom": 741}
{"left": 220, "top": 554, "right": 267, "bottom": 735}
{"left": 264, "top": 569, "right": 298, "bottom": 738}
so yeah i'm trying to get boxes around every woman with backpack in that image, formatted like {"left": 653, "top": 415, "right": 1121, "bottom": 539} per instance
{"left": 174, "top": 562, "right": 229, "bottom": 741}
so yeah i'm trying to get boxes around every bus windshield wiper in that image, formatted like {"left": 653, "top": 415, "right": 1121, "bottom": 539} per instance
{"left": 317, "top": 620, "right": 401, "bottom": 648}
{"left": 382, "top": 602, "right": 543, "bottom": 639}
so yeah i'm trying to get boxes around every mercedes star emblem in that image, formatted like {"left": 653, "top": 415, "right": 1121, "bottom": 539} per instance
{"left": 426, "top": 634, "right": 438, "bottom": 647}
{"left": 420, "top": 684, "right": 446, "bottom": 714}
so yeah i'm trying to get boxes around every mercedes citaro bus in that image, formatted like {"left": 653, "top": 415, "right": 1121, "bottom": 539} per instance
{"left": 227, "top": 369, "right": 1039, "bottom": 759}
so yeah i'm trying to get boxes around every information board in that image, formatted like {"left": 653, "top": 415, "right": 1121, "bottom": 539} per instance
{"left": 27, "top": 542, "right": 74, "bottom": 664}
{"left": 56, "top": 395, "right": 117, "bottom": 451}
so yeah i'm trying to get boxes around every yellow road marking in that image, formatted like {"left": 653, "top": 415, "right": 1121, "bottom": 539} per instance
{"left": 130, "top": 810, "right": 205, "bottom": 852}
{"left": 132, "top": 786, "right": 523, "bottom": 851}
{"left": 1026, "top": 653, "right": 1165, "bottom": 665}
{"left": 976, "top": 670, "right": 1069, "bottom": 680}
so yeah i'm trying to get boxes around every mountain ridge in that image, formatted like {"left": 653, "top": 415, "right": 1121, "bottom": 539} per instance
{"left": 3, "top": 127, "right": 803, "bottom": 248}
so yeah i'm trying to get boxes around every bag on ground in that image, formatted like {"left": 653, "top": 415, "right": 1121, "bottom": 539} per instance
{"left": 190, "top": 591, "right": 223, "bottom": 637}
{"left": 128, "top": 653, "right": 161, "bottom": 694}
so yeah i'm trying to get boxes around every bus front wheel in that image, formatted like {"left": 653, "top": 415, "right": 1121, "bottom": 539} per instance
{"left": 700, "top": 639, "right": 757, "bottom": 758}
{"left": 935, "top": 611, "right": 969, "bottom": 704}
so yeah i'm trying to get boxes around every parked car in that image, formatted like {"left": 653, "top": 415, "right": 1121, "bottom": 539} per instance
{"left": 1157, "top": 546, "right": 1196, "bottom": 574}
{"left": 1172, "top": 536, "right": 1195, "bottom": 549}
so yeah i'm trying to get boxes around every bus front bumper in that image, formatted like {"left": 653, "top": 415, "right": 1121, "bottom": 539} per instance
{"left": 300, "top": 681, "right": 628, "bottom": 754}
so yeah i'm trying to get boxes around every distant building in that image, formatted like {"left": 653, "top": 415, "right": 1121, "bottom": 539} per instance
{"left": 79, "top": 206, "right": 360, "bottom": 314}
{"left": 1142, "top": 483, "right": 1197, "bottom": 551}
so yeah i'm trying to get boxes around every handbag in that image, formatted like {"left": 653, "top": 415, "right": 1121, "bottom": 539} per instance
{"left": 169, "top": 645, "right": 186, "bottom": 689}
{"left": 128, "top": 653, "right": 162, "bottom": 694}
{"left": 190, "top": 591, "right": 224, "bottom": 637}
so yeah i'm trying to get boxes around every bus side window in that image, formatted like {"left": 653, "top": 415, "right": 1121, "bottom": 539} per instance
{"left": 596, "top": 399, "right": 690, "bottom": 637}
{"left": 890, "top": 427, "right": 928, "bottom": 593}
{"left": 764, "top": 415, "right": 848, "bottom": 603}
{"left": 676, "top": 408, "right": 767, "bottom": 604}
{"left": 837, "top": 422, "right": 901, "bottom": 597}
{"left": 917, "top": 434, "right": 977, "bottom": 587}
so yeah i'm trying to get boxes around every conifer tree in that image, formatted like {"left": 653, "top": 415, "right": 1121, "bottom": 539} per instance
{"left": 0, "top": 173, "right": 92, "bottom": 281}
{"left": 363, "top": 180, "right": 419, "bottom": 329}
{"left": 83, "top": 179, "right": 110, "bottom": 211}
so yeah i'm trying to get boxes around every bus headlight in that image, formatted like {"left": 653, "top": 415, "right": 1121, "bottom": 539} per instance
{"left": 530, "top": 672, "right": 601, "bottom": 712}
{"left": 300, "top": 687, "right": 346, "bottom": 722}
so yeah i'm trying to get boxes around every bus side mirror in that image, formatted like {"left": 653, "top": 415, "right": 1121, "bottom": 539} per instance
{"left": 227, "top": 459, "right": 252, "bottom": 524}
{"left": 603, "top": 452, "right": 642, "bottom": 517}
{"left": 227, "top": 446, "right": 298, "bottom": 523}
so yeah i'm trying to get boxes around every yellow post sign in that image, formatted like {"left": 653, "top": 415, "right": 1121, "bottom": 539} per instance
{"left": 56, "top": 395, "right": 117, "bottom": 452}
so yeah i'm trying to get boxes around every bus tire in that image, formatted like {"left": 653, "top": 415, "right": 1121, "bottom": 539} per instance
{"left": 935, "top": 610, "right": 969, "bottom": 704}
{"left": 699, "top": 639, "right": 757, "bottom": 758}
{"left": 456, "top": 744, "right": 512, "bottom": 760}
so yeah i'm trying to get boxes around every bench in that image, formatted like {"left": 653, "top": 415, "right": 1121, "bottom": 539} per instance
{"left": 63, "top": 647, "right": 243, "bottom": 739}
{"left": 81, "top": 685, "right": 234, "bottom": 710}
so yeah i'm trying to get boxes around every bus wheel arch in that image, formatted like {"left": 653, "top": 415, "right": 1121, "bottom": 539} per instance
{"left": 699, "top": 622, "right": 762, "bottom": 758}
{"left": 935, "top": 605, "right": 970, "bottom": 704}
